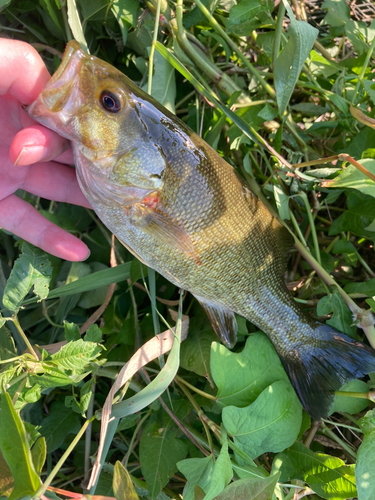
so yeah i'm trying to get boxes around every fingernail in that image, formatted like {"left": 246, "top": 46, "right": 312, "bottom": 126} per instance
{"left": 14, "top": 145, "right": 47, "bottom": 166}
{"left": 83, "top": 249, "right": 91, "bottom": 261}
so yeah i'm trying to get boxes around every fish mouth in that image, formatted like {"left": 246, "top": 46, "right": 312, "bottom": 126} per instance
{"left": 27, "top": 41, "right": 87, "bottom": 130}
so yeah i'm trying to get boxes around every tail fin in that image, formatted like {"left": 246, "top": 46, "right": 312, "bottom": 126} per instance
{"left": 278, "top": 323, "right": 375, "bottom": 420}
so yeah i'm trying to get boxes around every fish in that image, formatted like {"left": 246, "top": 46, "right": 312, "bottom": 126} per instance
{"left": 28, "top": 40, "right": 375, "bottom": 420}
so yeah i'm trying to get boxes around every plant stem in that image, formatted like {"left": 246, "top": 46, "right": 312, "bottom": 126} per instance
{"left": 352, "top": 36, "right": 375, "bottom": 105}
{"left": 193, "top": 0, "right": 276, "bottom": 98}
{"left": 147, "top": 0, "right": 162, "bottom": 96}
{"left": 176, "top": 375, "right": 217, "bottom": 400}
{"left": 12, "top": 316, "right": 39, "bottom": 360}
{"left": 34, "top": 417, "right": 95, "bottom": 498}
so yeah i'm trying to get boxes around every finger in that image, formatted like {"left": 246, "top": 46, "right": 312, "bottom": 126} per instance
{"left": 10, "top": 125, "right": 71, "bottom": 166}
{"left": 21, "top": 161, "right": 91, "bottom": 208}
{"left": 0, "top": 39, "right": 52, "bottom": 103}
{"left": 0, "top": 195, "right": 90, "bottom": 261}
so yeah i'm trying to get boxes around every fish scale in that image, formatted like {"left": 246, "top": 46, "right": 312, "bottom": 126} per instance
{"left": 28, "top": 40, "right": 375, "bottom": 420}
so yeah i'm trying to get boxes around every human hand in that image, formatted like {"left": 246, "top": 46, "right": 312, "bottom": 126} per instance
{"left": 0, "top": 39, "right": 91, "bottom": 261}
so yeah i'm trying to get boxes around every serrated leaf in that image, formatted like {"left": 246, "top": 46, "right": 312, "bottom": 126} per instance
{"left": 316, "top": 290, "right": 356, "bottom": 336}
{"left": 39, "top": 401, "right": 80, "bottom": 453}
{"left": 215, "top": 473, "right": 279, "bottom": 500}
{"left": 0, "top": 391, "right": 41, "bottom": 499}
{"left": 211, "top": 333, "right": 288, "bottom": 408}
{"left": 113, "top": 461, "right": 139, "bottom": 500}
{"left": 274, "top": 442, "right": 357, "bottom": 500}
{"left": 356, "top": 409, "right": 375, "bottom": 500}
{"left": 274, "top": 2, "right": 318, "bottom": 115}
{"left": 50, "top": 339, "right": 102, "bottom": 371}
{"left": 3, "top": 242, "right": 52, "bottom": 312}
{"left": 222, "top": 380, "right": 302, "bottom": 460}
{"left": 140, "top": 424, "right": 188, "bottom": 499}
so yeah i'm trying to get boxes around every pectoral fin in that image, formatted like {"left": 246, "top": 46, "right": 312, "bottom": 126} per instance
{"left": 128, "top": 202, "right": 201, "bottom": 265}
{"left": 195, "top": 295, "right": 237, "bottom": 348}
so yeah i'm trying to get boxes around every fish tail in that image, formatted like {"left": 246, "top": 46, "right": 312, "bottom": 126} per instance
{"left": 278, "top": 323, "right": 375, "bottom": 420}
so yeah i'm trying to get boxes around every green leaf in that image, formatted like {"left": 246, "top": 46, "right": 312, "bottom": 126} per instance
{"left": 177, "top": 455, "right": 215, "bottom": 500}
{"left": 211, "top": 333, "right": 289, "bottom": 408}
{"left": 356, "top": 409, "right": 375, "bottom": 500}
{"left": 227, "top": 0, "right": 271, "bottom": 36}
{"left": 215, "top": 473, "right": 280, "bottom": 500}
{"left": 0, "top": 391, "right": 40, "bottom": 499}
{"left": 323, "top": 159, "right": 375, "bottom": 197}
{"left": 273, "top": 185, "right": 290, "bottom": 221}
{"left": 274, "top": 442, "right": 357, "bottom": 500}
{"left": 316, "top": 290, "right": 357, "bottom": 336}
{"left": 66, "top": 0, "right": 88, "bottom": 52}
{"left": 274, "top": 2, "right": 318, "bottom": 115}
{"left": 180, "top": 316, "right": 217, "bottom": 378}
{"left": 113, "top": 461, "right": 140, "bottom": 500}
{"left": 110, "top": 308, "right": 184, "bottom": 419}
{"left": 39, "top": 401, "right": 80, "bottom": 453}
{"left": 51, "top": 339, "right": 102, "bottom": 371}
{"left": 344, "top": 278, "right": 375, "bottom": 297}
{"left": 332, "top": 380, "right": 370, "bottom": 415}
{"left": 64, "top": 321, "right": 81, "bottom": 341}
{"left": 31, "top": 438, "right": 47, "bottom": 475}
{"left": 140, "top": 424, "right": 188, "bottom": 499}
{"left": 0, "top": 326, "right": 16, "bottom": 361}
{"left": 143, "top": 49, "right": 176, "bottom": 114}
{"left": 328, "top": 191, "right": 375, "bottom": 238}
{"left": 0, "top": 450, "right": 13, "bottom": 496}
{"left": 202, "top": 432, "right": 232, "bottom": 500}
{"left": 222, "top": 380, "right": 302, "bottom": 460}
{"left": 84, "top": 324, "right": 103, "bottom": 343}
{"left": 111, "top": 0, "right": 139, "bottom": 43}
{"left": 46, "top": 262, "right": 131, "bottom": 300}
{"left": 3, "top": 242, "right": 52, "bottom": 312}
{"left": 322, "top": 0, "right": 350, "bottom": 27}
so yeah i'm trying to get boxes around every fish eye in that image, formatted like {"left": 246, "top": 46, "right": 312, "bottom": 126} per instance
{"left": 100, "top": 91, "right": 122, "bottom": 113}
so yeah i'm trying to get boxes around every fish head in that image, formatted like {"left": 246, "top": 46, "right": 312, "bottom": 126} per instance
{"left": 28, "top": 41, "right": 165, "bottom": 197}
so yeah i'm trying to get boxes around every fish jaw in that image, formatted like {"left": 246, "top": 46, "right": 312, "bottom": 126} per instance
{"left": 27, "top": 41, "right": 87, "bottom": 140}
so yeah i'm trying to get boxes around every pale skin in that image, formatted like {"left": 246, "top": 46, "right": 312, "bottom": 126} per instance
{"left": 0, "top": 39, "right": 90, "bottom": 261}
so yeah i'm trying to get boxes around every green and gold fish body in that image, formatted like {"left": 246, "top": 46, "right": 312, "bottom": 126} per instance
{"left": 28, "top": 41, "right": 375, "bottom": 420}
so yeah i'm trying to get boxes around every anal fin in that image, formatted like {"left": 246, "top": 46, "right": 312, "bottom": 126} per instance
{"left": 195, "top": 295, "right": 237, "bottom": 348}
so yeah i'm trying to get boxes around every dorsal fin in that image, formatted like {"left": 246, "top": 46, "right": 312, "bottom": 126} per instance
{"left": 194, "top": 295, "right": 237, "bottom": 348}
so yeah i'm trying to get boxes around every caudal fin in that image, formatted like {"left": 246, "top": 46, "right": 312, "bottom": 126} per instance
{"left": 279, "top": 324, "right": 375, "bottom": 420}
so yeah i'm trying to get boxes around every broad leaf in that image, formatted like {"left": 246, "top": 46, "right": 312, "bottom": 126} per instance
{"left": 222, "top": 380, "right": 302, "bottom": 460}
{"left": 203, "top": 432, "right": 232, "bottom": 500}
{"left": 140, "top": 424, "right": 188, "bottom": 499}
{"left": 356, "top": 410, "right": 375, "bottom": 500}
{"left": 274, "top": 442, "right": 357, "bottom": 500}
{"left": 215, "top": 473, "right": 279, "bottom": 500}
{"left": 39, "top": 401, "right": 81, "bottom": 453}
{"left": 177, "top": 455, "right": 215, "bottom": 500}
{"left": 3, "top": 242, "right": 52, "bottom": 312}
{"left": 50, "top": 339, "right": 102, "bottom": 371}
{"left": 316, "top": 290, "right": 357, "bottom": 336}
{"left": 211, "top": 333, "right": 288, "bottom": 408}
{"left": 113, "top": 461, "right": 139, "bottom": 500}
{"left": 0, "top": 391, "right": 40, "bottom": 499}
{"left": 274, "top": 2, "right": 318, "bottom": 114}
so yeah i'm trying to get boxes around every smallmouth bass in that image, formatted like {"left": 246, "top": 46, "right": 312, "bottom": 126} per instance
{"left": 28, "top": 41, "right": 375, "bottom": 420}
